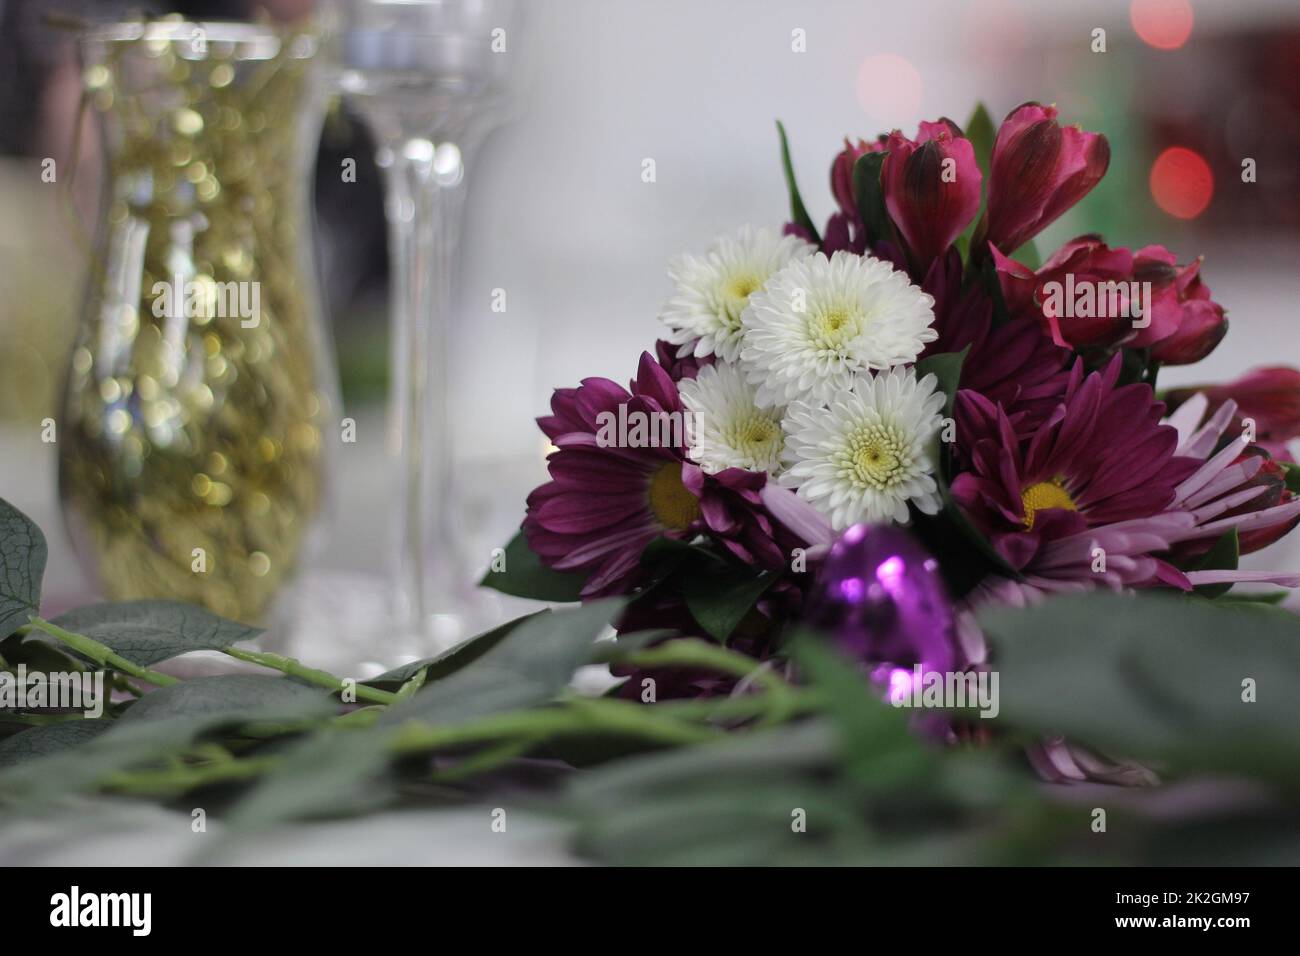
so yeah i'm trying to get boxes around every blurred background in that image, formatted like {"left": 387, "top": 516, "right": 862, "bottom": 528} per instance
{"left": 2, "top": 0, "right": 1298, "bottom": 621}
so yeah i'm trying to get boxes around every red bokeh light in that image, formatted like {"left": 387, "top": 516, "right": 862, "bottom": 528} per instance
{"left": 1150, "top": 147, "right": 1214, "bottom": 219}
{"left": 1130, "top": 0, "right": 1195, "bottom": 51}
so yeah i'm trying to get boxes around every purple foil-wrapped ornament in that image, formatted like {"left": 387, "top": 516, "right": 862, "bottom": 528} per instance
{"left": 806, "top": 523, "right": 960, "bottom": 678}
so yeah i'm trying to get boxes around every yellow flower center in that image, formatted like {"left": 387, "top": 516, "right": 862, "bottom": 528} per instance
{"left": 719, "top": 272, "right": 763, "bottom": 329}
{"left": 648, "top": 462, "right": 702, "bottom": 530}
{"left": 842, "top": 423, "right": 908, "bottom": 490}
{"left": 1020, "top": 478, "right": 1077, "bottom": 530}
{"left": 811, "top": 304, "right": 861, "bottom": 351}
{"left": 724, "top": 414, "right": 781, "bottom": 460}
{"left": 726, "top": 274, "right": 761, "bottom": 300}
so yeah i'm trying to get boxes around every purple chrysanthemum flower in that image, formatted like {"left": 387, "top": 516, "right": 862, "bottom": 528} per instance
{"left": 654, "top": 338, "right": 713, "bottom": 382}
{"left": 524, "top": 351, "right": 801, "bottom": 599}
{"left": 953, "top": 357, "right": 1300, "bottom": 597}
{"left": 951, "top": 356, "right": 1200, "bottom": 590}
{"left": 1155, "top": 391, "right": 1300, "bottom": 587}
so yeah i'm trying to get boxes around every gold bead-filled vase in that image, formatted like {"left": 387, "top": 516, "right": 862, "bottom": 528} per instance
{"left": 60, "top": 19, "right": 336, "bottom": 623}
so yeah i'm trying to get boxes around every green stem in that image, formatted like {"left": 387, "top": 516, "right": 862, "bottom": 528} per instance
{"left": 29, "top": 617, "right": 179, "bottom": 687}
{"left": 188, "top": 743, "right": 235, "bottom": 765}
{"left": 103, "top": 755, "right": 280, "bottom": 796}
{"left": 223, "top": 647, "right": 398, "bottom": 706}
{"left": 388, "top": 699, "right": 722, "bottom": 754}
{"left": 563, "top": 696, "right": 730, "bottom": 742}
{"left": 394, "top": 666, "right": 430, "bottom": 701}
{"left": 113, "top": 674, "right": 147, "bottom": 698}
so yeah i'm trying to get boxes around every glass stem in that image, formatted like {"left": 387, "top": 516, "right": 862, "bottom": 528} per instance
{"left": 379, "top": 137, "right": 469, "bottom": 634}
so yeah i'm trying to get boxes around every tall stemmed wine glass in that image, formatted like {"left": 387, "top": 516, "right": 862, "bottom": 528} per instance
{"left": 322, "top": 0, "right": 518, "bottom": 650}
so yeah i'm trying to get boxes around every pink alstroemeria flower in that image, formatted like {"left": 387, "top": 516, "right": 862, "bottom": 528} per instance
{"left": 991, "top": 239, "right": 1227, "bottom": 364}
{"left": 974, "top": 102, "right": 1110, "bottom": 258}
{"left": 880, "top": 119, "right": 983, "bottom": 273}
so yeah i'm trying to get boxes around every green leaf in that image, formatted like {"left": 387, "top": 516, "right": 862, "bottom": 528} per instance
{"left": 683, "top": 570, "right": 778, "bottom": 643}
{"left": 911, "top": 485, "right": 1021, "bottom": 597}
{"left": 116, "top": 674, "right": 335, "bottom": 726}
{"left": 567, "top": 719, "right": 838, "bottom": 808}
{"left": 955, "top": 102, "right": 995, "bottom": 260}
{"left": 0, "top": 718, "right": 206, "bottom": 803}
{"left": 561, "top": 714, "right": 1044, "bottom": 866}
{"left": 914, "top": 346, "right": 970, "bottom": 418}
{"left": 963, "top": 102, "right": 996, "bottom": 183}
{"left": 1204, "top": 600, "right": 1298, "bottom": 626}
{"left": 978, "top": 252, "right": 1014, "bottom": 326}
{"left": 1186, "top": 528, "right": 1240, "bottom": 599}
{"left": 381, "top": 599, "right": 624, "bottom": 725}
{"left": 478, "top": 531, "right": 586, "bottom": 603}
{"left": 223, "top": 728, "right": 397, "bottom": 828}
{"left": 364, "top": 610, "right": 548, "bottom": 687}
{"left": 562, "top": 721, "right": 858, "bottom": 865}
{"left": 0, "top": 498, "right": 46, "bottom": 639}
{"left": 788, "top": 634, "right": 920, "bottom": 785}
{"left": 980, "top": 593, "right": 1300, "bottom": 783}
{"left": 1117, "top": 346, "right": 1152, "bottom": 387}
{"left": 640, "top": 536, "right": 726, "bottom": 572}
{"left": 775, "top": 120, "right": 820, "bottom": 243}
{"left": 0, "top": 720, "right": 111, "bottom": 769}
{"left": 0, "top": 677, "right": 335, "bottom": 800}
{"left": 50, "top": 600, "right": 262, "bottom": 667}
{"left": 1215, "top": 591, "right": 1289, "bottom": 607}
{"left": 0, "top": 680, "right": 330, "bottom": 825}
{"left": 635, "top": 536, "right": 726, "bottom": 594}
{"left": 851, "top": 150, "right": 891, "bottom": 244}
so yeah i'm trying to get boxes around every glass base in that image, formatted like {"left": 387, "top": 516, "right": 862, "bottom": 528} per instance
{"left": 269, "top": 568, "right": 502, "bottom": 676}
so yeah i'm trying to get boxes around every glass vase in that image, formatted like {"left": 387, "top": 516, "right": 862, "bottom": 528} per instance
{"left": 322, "top": 0, "right": 518, "bottom": 651}
{"left": 59, "top": 20, "right": 337, "bottom": 624}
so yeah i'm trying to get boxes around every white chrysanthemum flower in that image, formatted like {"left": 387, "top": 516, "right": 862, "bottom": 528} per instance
{"left": 659, "top": 225, "right": 817, "bottom": 364}
{"left": 678, "top": 361, "right": 785, "bottom": 476}
{"left": 780, "top": 367, "right": 946, "bottom": 528}
{"left": 740, "top": 250, "right": 937, "bottom": 408}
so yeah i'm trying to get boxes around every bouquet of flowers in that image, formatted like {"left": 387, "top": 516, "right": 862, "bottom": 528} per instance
{"left": 491, "top": 102, "right": 1300, "bottom": 734}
